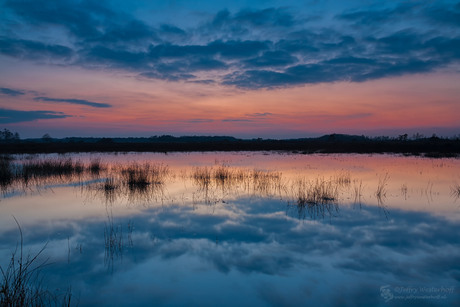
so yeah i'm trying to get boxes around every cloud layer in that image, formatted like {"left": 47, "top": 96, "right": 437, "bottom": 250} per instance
{"left": 1, "top": 0, "right": 459, "bottom": 89}
{"left": 0, "top": 108, "right": 71, "bottom": 123}
{"left": 34, "top": 96, "right": 112, "bottom": 108}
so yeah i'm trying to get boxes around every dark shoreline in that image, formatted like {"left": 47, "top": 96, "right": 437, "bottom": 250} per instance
{"left": 1, "top": 134, "right": 459, "bottom": 157}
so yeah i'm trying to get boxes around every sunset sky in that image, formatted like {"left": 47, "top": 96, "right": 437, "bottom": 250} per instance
{"left": 1, "top": 0, "right": 459, "bottom": 138}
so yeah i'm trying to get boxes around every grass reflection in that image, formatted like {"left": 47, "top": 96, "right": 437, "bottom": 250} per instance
{"left": 288, "top": 178, "right": 339, "bottom": 219}
{"left": 451, "top": 182, "right": 460, "bottom": 201}
{"left": 2, "top": 155, "right": 458, "bottom": 220}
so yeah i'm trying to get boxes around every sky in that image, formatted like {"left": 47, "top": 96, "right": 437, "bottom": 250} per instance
{"left": 0, "top": 0, "right": 459, "bottom": 139}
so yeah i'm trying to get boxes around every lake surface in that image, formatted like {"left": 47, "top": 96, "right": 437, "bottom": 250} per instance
{"left": 1, "top": 152, "right": 459, "bottom": 306}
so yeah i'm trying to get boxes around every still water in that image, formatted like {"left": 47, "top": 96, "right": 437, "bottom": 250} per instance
{"left": 1, "top": 152, "right": 459, "bottom": 306}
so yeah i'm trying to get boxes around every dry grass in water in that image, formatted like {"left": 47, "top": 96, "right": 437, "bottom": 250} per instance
{"left": 334, "top": 170, "right": 351, "bottom": 187}
{"left": 291, "top": 178, "right": 339, "bottom": 219}
{"left": 0, "top": 155, "right": 13, "bottom": 191}
{"left": 1, "top": 218, "right": 74, "bottom": 306}
{"left": 353, "top": 180, "right": 364, "bottom": 206}
{"left": 451, "top": 182, "right": 460, "bottom": 200}
{"left": 375, "top": 173, "right": 390, "bottom": 204}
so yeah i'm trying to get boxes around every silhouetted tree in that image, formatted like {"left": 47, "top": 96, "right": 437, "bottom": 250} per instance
{"left": 398, "top": 134, "right": 408, "bottom": 141}
{"left": 0, "top": 129, "right": 20, "bottom": 140}
{"left": 42, "top": 133, "right": 52, "bottom": 141}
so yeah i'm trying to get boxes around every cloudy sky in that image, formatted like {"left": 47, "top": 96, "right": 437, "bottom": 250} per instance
{"left": 0, "top": 0, "right": 459, "bottom": 138}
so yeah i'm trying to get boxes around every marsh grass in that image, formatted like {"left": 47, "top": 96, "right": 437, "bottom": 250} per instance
{"left": 401, "top": 183, "right": 408, "bottom": 200}
{"left": 103, "top": 212, "right": 136, "bottom": 270}
{"left": 375, "top": 173, "right": 389, "bottom": 204}
{"left": 19, "top": 158, "right": 86, "bottom": 187}
{"left": 104, "top": 212, "right": 124, "bottom": 268}
{"left": 0, "top": 155, "right": 13, "bottom": 191}
{"left": 191, "top": 166, "right": 286, "bottom": 204}
{"left": 352, "top": 180, "right": 364, "bottom": 206}
{"left": 290, "top": 178, "right": 339, "bottom": 219}
{"left": 334, "top": 171, "right": 351, "bottom": 187}
{"left": 295, "top": 178, "right": 339, "bottom": 205}
{"left": 192, "top": 167, "right": 212, "bottom": 189}
{"left": 0, "top": 218, "right": 74, "bottom": 306}
{"left": 88, "top": 158, "right": 103, "bottom": 175}
{"left": 121, "top": 163, "right": 169, "bottom": 189}
{"left": 2, "top": 157, "right": 108, "bottom": 193}
{"left": 118, "top": 163, "right": 169, "bottom": 204}
{"left": 250, "top": 169, "right": 285, "bottom": 197}
{"left": 101, "top": 177, "right": 118, "bottom": 204}
{"left": 451, "top": 182, "right": 460, "bottom": 200}
{"left": 85, "top": 163, "right": 169, "bottom": 205}
{"left": 375, "top": 173, "right": 390, "bottom": 218}
{"left": 22, "top": 158, "right": 83, "bottom": 177}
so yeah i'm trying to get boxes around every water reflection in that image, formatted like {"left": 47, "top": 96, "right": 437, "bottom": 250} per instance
{"left": 1, "top": 153, "right": 459, "bottom": 306}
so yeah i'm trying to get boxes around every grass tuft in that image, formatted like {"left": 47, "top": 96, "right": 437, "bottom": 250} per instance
{"left": 0, "top": 217, "right": 74, "bottom": 306}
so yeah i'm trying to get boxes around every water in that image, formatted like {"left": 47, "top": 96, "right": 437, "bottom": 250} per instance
{"left": 1, "top": 152, "right": 459, "bottom": 306}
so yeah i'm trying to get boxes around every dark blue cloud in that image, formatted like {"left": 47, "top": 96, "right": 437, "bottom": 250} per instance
{"left": 82, "top": 46, "right": 147, "bottom": 69}
{"left": 0, "top": 108, "right": 71, "bottom": 123}
{"left": 87, "top": 20, "right": 157, "bottom": 44}
{"left": 235, "top": 8, "right": 295, "bottom": 27}
{"left": 34, "top": 97, "right": 112, "bottom": 108}
{"left": 1, "top": 0, "right": 459, "bottom": 89}
{"left": 0, "top": 37, "right": 73, "bottom": 60}
{"left": 211, "top": 7, "right": 295, "bottom": 29}
{"left": 0, "top": 87, "right": 25, "bottom": 96}
{"left": 148, "top": 40, "right": 269, "bottom": 59}
{"left": 185, "top": 119, "right": 214, "bottom": 123}
{"left": 222, "top": 119, "right": 254, "bottom": 122}
{"left": 160, "top": 24, "right": 186, "bottom": 36}
{"left": 188, "top": 79, "right": 216, "bottom": 85}
{"left": 426, "top": 3, "right": 460, "bottom": 26}
{"left": 246, "top": 112, "right": 273, "bottom": 117}
{"left": 4, "top": 0, "right": 114, "bottom": 39}
{"left": 243, "top": 50, "right": 298, "bottom": 67}
{"left": 336, "top": 3, "right": 419, "bottom": 26}
{"left": 140, "top": 71, "right": 196, "bottom": 82}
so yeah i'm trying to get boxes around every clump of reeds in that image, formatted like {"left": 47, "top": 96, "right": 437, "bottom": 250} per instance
{"left": 1, "top": 218, "right": 74, "bottom": 306}
{"left": 149, "top": 163, "right": 169, "bottom": 185}
{"left": 104, "top": 218, "right": 123, "bottom": 264}
{"left": 0, "top": 155, "right": 13, "bottom": 189}
{"left": 334, "top": 170, "right": 351, "bottom": 187}
{"left": 117, "top": 163, "right": 169, "bottom": 204}
{"left": 121, "top": 163, "right": 150, "bottom": 191}
{"left": 290, "top": 177, "right": 339, "bottom": 219}
{"left": 21, "top": 158, "right": 84, "bottom": 182}
{"left": 352, "top": 179, "right": 363, "bottom": 206}
{"left": 214, "top": 165, "right": 232, "bottom": 186}
{"left": 101, "top": 177, "right": 118, "bottom": 203}
{"left": 295, "top": 177, "right": 339, "bottom": 206}
{"left": 88, "top": 158, "right": 103, "bottom": 175}
{"left": 250, "top": 169, "right": 284, "bottom": 195}
{"left": 103, "top": 177, "right": 117, "bottom": 191}
{"left": 121, "top": 163, "right": 169, "bottom": 189}
{"left": 191, "top": 166, "right": 285, "bottom": 200}
{"left": 401, "top": 183, "right": 408, "bottom": 200}
{"left": 375, "top": 173, "right": 390, "bottom": 204}
{"left": 451, "top": 182, "right": 460, "bottom": 200}
{"left": 192, "top": 167, "right": 212, "bottom": 189}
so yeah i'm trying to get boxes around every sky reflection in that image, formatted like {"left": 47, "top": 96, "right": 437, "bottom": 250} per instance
{"left": 0, "top": 153, "right": 459, "bottom": 306}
